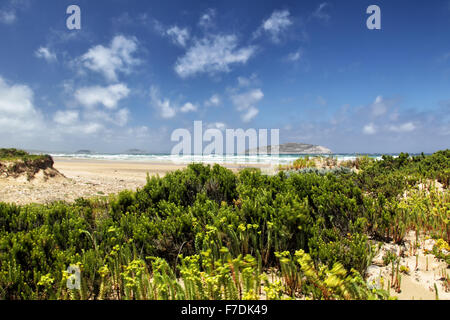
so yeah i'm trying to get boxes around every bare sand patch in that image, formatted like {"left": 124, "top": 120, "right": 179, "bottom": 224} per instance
{"left": 367, "top": 231, "right": 449, "bottom": 300}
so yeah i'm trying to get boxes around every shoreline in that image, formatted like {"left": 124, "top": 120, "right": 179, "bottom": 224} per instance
{"left": 52, "top": 156, "right": 274, "bottom": 168}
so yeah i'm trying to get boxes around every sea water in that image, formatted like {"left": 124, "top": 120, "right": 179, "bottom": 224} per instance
{"left": 49, "top": 153, "right": 397, "bottom": 165}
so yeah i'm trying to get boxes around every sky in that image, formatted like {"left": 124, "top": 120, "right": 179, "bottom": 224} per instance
{"left": 0, "top": 0, "right": 449, "bottom": 154}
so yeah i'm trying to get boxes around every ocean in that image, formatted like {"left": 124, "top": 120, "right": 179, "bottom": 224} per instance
{"left": 49, "top": 153, "right": 396, "bottom": 165}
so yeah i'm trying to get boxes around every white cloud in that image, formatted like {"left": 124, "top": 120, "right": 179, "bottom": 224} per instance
{"left": 55, "top": 120, "right": 104, "bottom": 136}
{"left": 0, "top": 0, "right": 31, "bottom": 25}
{"left": 74, "top": 84, "right": 130, "bottom": 109}
{"left": 312, "top": 3, "right": 331, "bottom": 22}
{"left": 180, "top": 102, "right": 197, "bottom": 113}
{"left": 258, "top": 9, "right": 293, "bottom": 43}
{"left": 237, "top": 77, "right": 251, "bottom": 87}
{"left": 231, "top": 89, "right": 264, "bottom": 123}
{"left": 205, "top": 94, "right": 221, "bottom": 107}
{"left": 0, "top": 10, "right": 15, "bottom": 24}
{"left": 83, "top": 107, "right": 130, "bottom": 126}
{"left": 389, "top": 111, "right": 400, "bottom": 121}
{"left": 363, "top": 123, "right": 377, "bottom": 135}
{"left": 53, "top": 106, "right": 130, "bottom": 137}
{"left": 150, "top": 86, "right": 176, "bottom": 119}
{"left": 150, "top": 18, "right": 166, "bottom": 35}
{"left": 35, "top": 47, "right": 57, "bottom": 63}
{"left": 0, "top": 78, "right": 156, "bottom": 149}
{"left": 389, "top": 122, "right": 416, "bottom": 133}
{"left": 287, "top": 49, "right": 302, "bottom": 62}
{"left": 237, "top": 74, "right": 259, "bottom": 87}
{"left": 53, "top": 110, "right": 79, "bottom": 125}
{"left": 174, "top": 35, "right": 256, "bottom": 78}
{"left": 199, "top": 8, "right": 216, "bottom": 29}
{"left": 167, "top": 26, "right": 190, "bottom": 47}
{"left": 149, "top": 87, "right": 199, "bottom": 118}
{"left": 231, "top": 89, "right": 264, "bottom": 112}
{"left": 0, "top": 78, "right": 35, "bottom": 116}
{"left": 0, "top": 76, "right": 43, "bottom": 132}
{"left": 80, "top": 35, "right": 140, "bottom": 82}
{"left": 126, "top": 126, "right": 150, "bottom": 139}
{"left": 151, "top": 20, "right": 190, "bottom": 47}
{"left": 371, "top": 96, "right": 389, "bottom": 117}
{"left": 0, "top": 76, "right": 116, "bottom": 146}
{"left": 79, "top": 122, "right": 104, "bottom": 135}
{"left": 241, "top": 107, "right": 259, "bottom": 123}
{"left": 114, "top": 108, "right": 130, "bottom": 127}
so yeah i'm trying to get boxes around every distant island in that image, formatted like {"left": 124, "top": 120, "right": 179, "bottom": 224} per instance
{"left": 247, "top": 143, "right": 332, "bottom": 155}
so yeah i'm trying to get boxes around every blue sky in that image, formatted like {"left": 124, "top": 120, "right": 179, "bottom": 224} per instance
{"left": 0, "top": 0, "right": 449, "bottom": 153}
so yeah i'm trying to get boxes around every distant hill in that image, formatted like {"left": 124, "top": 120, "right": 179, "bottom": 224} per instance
{"left": 75, "top": 150, "right": 92, "bottom": 154}
{"left": 247, "top": 143, "right": 332, "bottom": 155}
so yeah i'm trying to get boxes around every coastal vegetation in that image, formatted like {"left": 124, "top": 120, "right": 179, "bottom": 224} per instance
{"left": 0, "top": 150, "right": 449, "bottom": 300}
{"left": 0, "top": 148, "right": 48, "bottom": 162}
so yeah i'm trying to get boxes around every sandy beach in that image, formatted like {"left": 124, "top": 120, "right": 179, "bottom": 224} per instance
{"left": 0, "top": 157, "right": 272, "bottom": 205}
